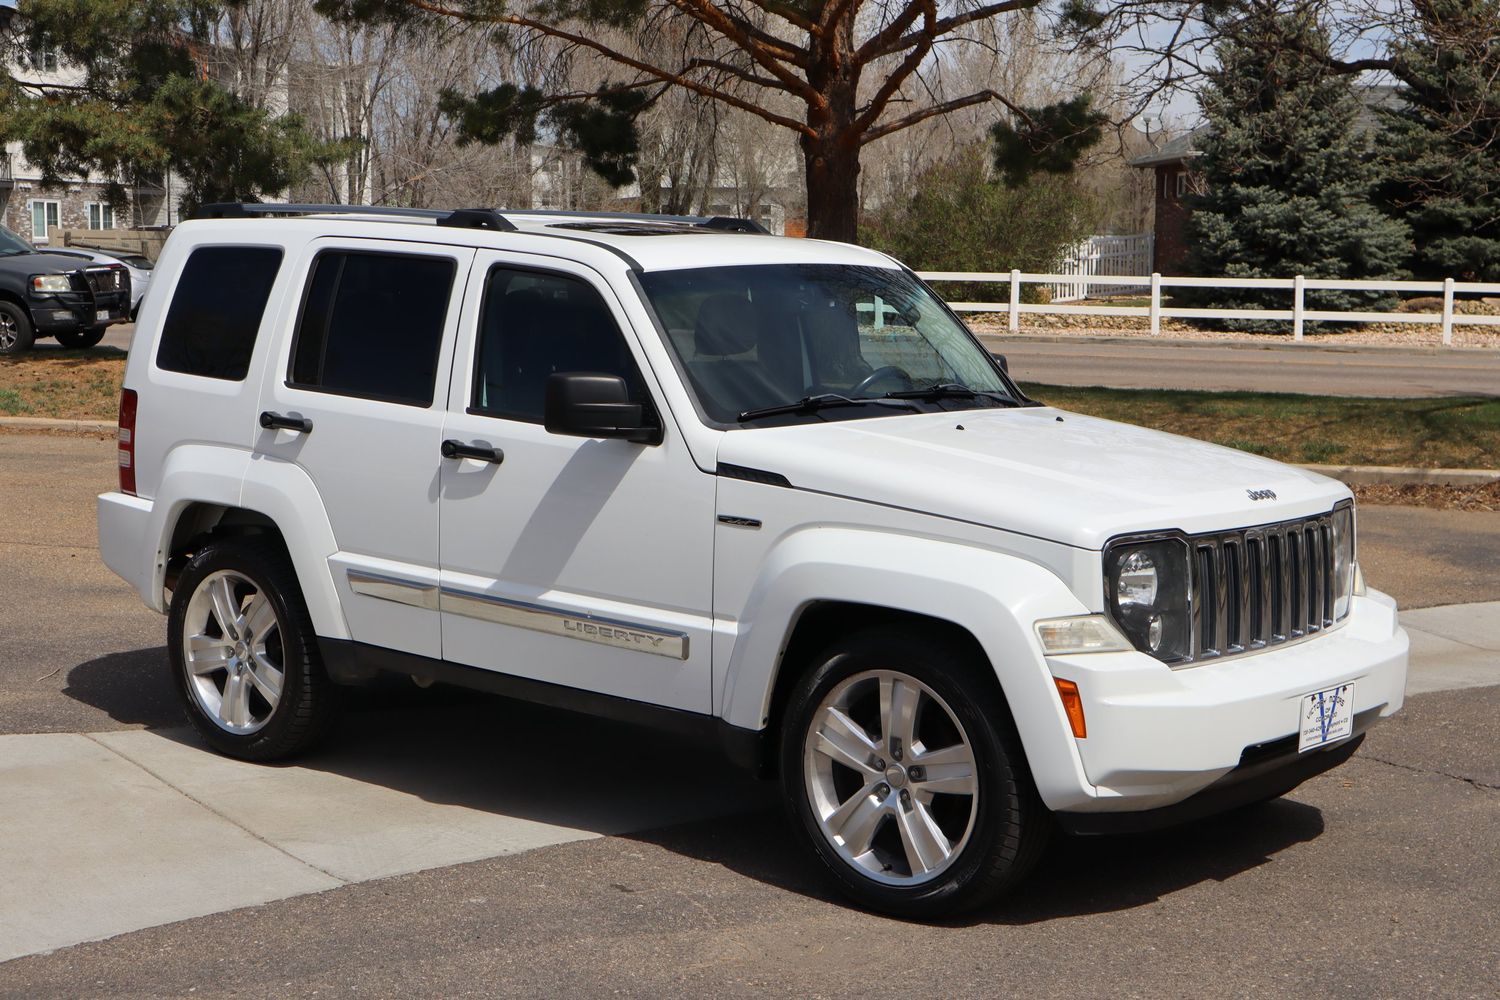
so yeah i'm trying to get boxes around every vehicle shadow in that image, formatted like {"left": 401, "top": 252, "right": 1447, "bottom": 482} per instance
{"left": 63, "top": 647, "right": 1324, "bottom": 920}
{"left": 626, "top": 795, "right": 1327, "bottom": 924}
{"left": 62, "top": 646, "right": 776, "bottom": 836}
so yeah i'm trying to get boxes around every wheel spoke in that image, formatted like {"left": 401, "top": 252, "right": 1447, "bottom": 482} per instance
{"left": 219, "top": 671, "right": 250, "bottom": 728}
{"left": 896, "top": 799, "right": 952, "bottom": 876}
{"left": 879, "top": 675, "right": 920, "bottom": 752}
{"left": 829, "top": 789, "right": 887, "bottom": 857}
{"left": 912, "top": 742, "right": 976, "bottom": 795}
{"left": 240, "top": 593, "right": 277, "bottom": 646}
{"left": 186, "top": 634, "right": 232, "bottom": 675}
{"left": 208, "top": 576, "right": 242, "bottom": 641}
{"left": 812, "top": 707, "right": 881, "bottom": 775}
{"left": 247, "top": 651, "right": 283, "bottom": 704}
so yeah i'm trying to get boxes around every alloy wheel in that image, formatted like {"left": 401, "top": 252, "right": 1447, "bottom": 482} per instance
{"left": 181, "top": 570, "right": 286, "bottom": 734}
{"left": 802, "top": 669, "right": 979, "bottom": 886}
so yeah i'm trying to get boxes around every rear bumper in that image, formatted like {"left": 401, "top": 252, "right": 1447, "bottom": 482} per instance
{"left": 1043, "top": 589, "right": 1407, "bottom": 814}
{"left": 97, "top": 490, "right": 161, "bottom": 612}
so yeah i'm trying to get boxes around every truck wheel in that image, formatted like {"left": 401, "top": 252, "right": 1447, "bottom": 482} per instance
{"left": 781, "top": 626, "right": 1049, "bottom": 918}
{"left": 0, "top": 301, "right": 34, "bottom": 354}
{"left": 54, "top": 325, "right": 106, "bottom": 349}
{"left": 167, "top": 537, "right": 338, "bottom": 761}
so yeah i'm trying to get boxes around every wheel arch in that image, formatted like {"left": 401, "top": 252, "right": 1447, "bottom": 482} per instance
{"left": 715, "top": 528, "right": 1099, "bottom": 809}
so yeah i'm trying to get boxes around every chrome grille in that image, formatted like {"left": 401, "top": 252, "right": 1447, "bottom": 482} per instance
{"left": 1192, "top": 512, "right": 1341, "bottom": 661}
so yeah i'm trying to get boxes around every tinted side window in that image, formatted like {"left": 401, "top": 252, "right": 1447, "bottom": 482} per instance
{"left": 290, "top": 251, "right": 456, "bottom": 407}
{"left": 472, "top": 268, "right": 649, "bottom": 422}
{"left": 156, "top": 246, "right": 283, "bottom": 381}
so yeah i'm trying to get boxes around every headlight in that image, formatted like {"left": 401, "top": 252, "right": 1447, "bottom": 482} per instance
{"left": 1331, "top": 503, "right": 1356, "bottom": 619}
{"left": 30, "top": 274, "right": 72, "bottom": 293}
{"left": 1105, "top": 538, "right": 1191, "bottom": 662}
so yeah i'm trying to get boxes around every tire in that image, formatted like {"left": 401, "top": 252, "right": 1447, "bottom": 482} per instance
{"left": 780, "top": 625, "right": 1049, "bottom": 918}
{"left": 167, "top": 537, "right": 338, "bottom": 760}
{"left": 54, "top": 325, "right": 106, "bottom": 349}
{"left": 0, "top": 301, "right": 35, "bottom": 355}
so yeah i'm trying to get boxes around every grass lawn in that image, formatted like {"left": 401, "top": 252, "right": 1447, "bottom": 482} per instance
{"left": 1021, "top": 383, "right": 1500, "bottom": 469}
{"left": 0, "top": 349, "right": 126, "bottom": 421}
{"left": 1, "top": 352, "right": 1496, "bottom": 469}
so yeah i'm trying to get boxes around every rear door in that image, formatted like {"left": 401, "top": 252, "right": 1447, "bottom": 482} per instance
{"left": 255, "top": 238, "right": 474, "bottom": 658}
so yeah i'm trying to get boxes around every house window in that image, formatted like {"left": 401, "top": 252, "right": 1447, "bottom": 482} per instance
{"left": 30, "top": 200, "right": 60, "bottom": 242}
{"left": 87, "top": 203, "right": 115, "bottom": 229}
{"left": 25, "top": 48, "right": 59, "bottom": 72}
{"left": 1176, "top": 172, "right": 1189, "bottom": 198}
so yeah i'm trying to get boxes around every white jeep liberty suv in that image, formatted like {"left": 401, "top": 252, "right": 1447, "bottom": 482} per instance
{"left": 98, "top": 204, "right": 1409, "bottom": 918}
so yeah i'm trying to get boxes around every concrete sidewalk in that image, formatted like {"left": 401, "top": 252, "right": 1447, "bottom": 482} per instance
{"left": 1, "top": 602, "right": 1495, "bottom": 966}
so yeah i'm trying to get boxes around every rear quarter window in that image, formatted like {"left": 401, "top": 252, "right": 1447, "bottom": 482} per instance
{"left": 155, "top": 246, "right": 283, "bottom": 381}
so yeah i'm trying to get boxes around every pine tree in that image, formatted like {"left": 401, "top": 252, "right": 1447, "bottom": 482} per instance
{"left": 1185, "top": 2, "right": 1410, "bottom": 322}
{"left": 1377, "top": 0, "right": 1500, "bottom": 281}
{"left": 0, "top": 1, "right": 346, "bottom": 215}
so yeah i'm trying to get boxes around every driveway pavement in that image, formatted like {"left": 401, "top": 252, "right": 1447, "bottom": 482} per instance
{"left": 2, "top": 432, "right": 1497, "bottom": 996}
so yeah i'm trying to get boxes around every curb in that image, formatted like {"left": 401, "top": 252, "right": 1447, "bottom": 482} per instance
{"left": 1304, "top": 464, "right": 1500, "bottom": 487}
{"left": 0, "top": 416, "right": 115, "bottom": 435}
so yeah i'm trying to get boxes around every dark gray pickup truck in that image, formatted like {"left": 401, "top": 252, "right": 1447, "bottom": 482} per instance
{"left": 0, "top": 223, "right": 132, "bottom": 353}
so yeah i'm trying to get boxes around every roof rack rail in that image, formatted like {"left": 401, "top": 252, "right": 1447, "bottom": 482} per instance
{"left": 192, "top": 203, "right": 518, "bottom": 232}
{"left": 503, "top": 208, "right": 771, "bottom": 235}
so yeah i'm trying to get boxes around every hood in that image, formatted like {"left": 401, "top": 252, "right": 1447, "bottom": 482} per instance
{"left": 716, "top": 406, "right": 1350, "bottom": 550}
{"left": 19, "top": 251, "right": 97, "bottom": 272}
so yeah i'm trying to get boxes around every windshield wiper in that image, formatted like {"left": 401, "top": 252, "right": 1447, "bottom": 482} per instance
{"left": 738, "top": 393, "right": 919, "bottom": 423}
{"left": 883, "top": 383, "right": 1022, "bottom": 406}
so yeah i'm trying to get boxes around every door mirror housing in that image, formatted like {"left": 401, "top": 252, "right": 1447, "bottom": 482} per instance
{"left": 544, "top": 373, "right": 661, "bottom": 444}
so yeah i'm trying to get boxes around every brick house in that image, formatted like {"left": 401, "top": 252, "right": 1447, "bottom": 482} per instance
{"left": 1130, "top": 86, "right": 1401, "bottom": 275}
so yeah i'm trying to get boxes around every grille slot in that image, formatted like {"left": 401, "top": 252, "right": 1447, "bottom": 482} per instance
{"left": 1191, "top": 511, "right": 1343, "bottom": 661}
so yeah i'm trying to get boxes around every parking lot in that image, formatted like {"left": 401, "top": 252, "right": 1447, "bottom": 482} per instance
{"left": 2, "top": 431, "right": 1498, "bottom": 998}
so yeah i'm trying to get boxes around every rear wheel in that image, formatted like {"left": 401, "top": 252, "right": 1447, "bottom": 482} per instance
{"left": 781, "top": 626, "right": 1049, "bottom": 918}
{"left": 0, "top": 301, "right": 34, "bottom": 354}
{"left": 54, "top": 325, "right": 106, "bottom": 349}
{"left": 167, "top": 538, "right": 338, "bottom": 760}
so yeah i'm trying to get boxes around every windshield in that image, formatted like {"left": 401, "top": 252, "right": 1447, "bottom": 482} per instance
{"left": 638, "top": 263, "right": 1018, "bottom": 425}
{"left": 0, "top": 224, "right": 34, "bottom": 256}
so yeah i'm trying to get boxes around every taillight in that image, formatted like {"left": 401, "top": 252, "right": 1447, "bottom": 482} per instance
{"left": 118, "top": 388, "right": 137, "bottom": 495}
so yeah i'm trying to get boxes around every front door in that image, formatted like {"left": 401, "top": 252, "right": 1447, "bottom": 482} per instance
{"left": 255, "top": 238, "right": 474, "bottom": 658}
{"left": 437, "top": 251, "right": 715, "bottom": 713}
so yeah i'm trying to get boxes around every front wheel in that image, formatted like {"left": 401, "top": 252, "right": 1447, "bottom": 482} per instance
{"left": 54, "top": 325, "right": 106, "bottom": 349}
{"left": 781, "top": 626, "right": 1049, "bottom": 918}
{"left": 0, "top": 301, "right": 34, "bottom": 354}
{"left": 167, "top": 537, "right": 338, "bottom": 760}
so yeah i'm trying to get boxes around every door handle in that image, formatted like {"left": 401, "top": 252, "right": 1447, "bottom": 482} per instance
{"left": 260, "top": 411, "right": 313, "bottom": 434}
{"left": 441, "top": 439, "right": 504, "bottom": 464}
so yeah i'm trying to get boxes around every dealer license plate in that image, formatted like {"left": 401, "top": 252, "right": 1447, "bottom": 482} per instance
{"left": 1298, "top": 683, "right": 1354, "bottom": 752}
{"left": 95, "top": 310, "right": 109, "bottom": 322}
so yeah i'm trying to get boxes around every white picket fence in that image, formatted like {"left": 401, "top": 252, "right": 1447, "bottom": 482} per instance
{"left": 914, "top": 270, "right": 1500, "bottom": 345}
{"left": 1048, "top": 234, "right": 1154, "bottom": 302}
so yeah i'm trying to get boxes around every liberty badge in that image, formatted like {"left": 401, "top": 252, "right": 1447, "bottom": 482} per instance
{"left": 1298, "top": 683, "right": 1355, "bottom": 752}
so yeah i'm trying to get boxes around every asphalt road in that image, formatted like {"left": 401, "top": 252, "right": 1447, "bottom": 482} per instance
{"left": 2, "top": 433, "right": 1498, "bottom": 998}
{"left": 981, "top": 335, "right": 1500, "bottom": 397}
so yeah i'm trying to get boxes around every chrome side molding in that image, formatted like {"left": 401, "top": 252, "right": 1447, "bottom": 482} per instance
{"left": 442, "top": 587, "right": 689, "bottom": 660}
{"left": 346, "top": 569, "right": 440, "bottom": 611}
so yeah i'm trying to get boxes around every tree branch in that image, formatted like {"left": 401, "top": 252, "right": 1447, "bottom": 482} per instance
{"left": 854, "top": 1, "right": 928, "bottom": 64}
{"left": 870, "top": 0, "right": 1037, "bottom": 59}
{"left": 853, "top": 0, "right": 936, "bottom": 135}
{"left": 860, "top": 89, "right": 1000, "bottom": 145}
{"left": 397, "top": 0, "right": 814, "bottom": 135}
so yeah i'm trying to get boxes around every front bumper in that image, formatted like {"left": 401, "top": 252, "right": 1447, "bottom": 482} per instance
{"left": 1045, "top": 588, "right": 1407, "bottom": 814}
{"left": 30, "top": 291, "right": 131, "bottom": 333}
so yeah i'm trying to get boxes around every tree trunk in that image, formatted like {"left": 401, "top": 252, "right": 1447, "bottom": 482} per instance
{"left": 802, "top": 10, "right": 862, "bottom": 244}
{"left": 802, "top": 131, "right": 861, "bottom": 243}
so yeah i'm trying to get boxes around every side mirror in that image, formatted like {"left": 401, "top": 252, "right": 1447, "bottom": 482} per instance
{"left": 544, "top": 373, "right": 660, "bottom": 444}
{"left": 994, "top": 353, "right": 1009, "bottom": 373}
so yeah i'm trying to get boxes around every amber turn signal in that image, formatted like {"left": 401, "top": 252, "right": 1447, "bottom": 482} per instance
{"left": 1054, "top": 678, "right": 1086, "bottom": 739}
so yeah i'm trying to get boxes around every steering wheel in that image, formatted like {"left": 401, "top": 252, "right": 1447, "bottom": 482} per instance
{"left": 852, "top": 365, "right": 913, "bottom": 397}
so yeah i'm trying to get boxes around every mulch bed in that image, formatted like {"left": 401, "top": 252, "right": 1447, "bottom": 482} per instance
{"left": 1352, "top": 481, "right": 1500, "bottom": 511}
